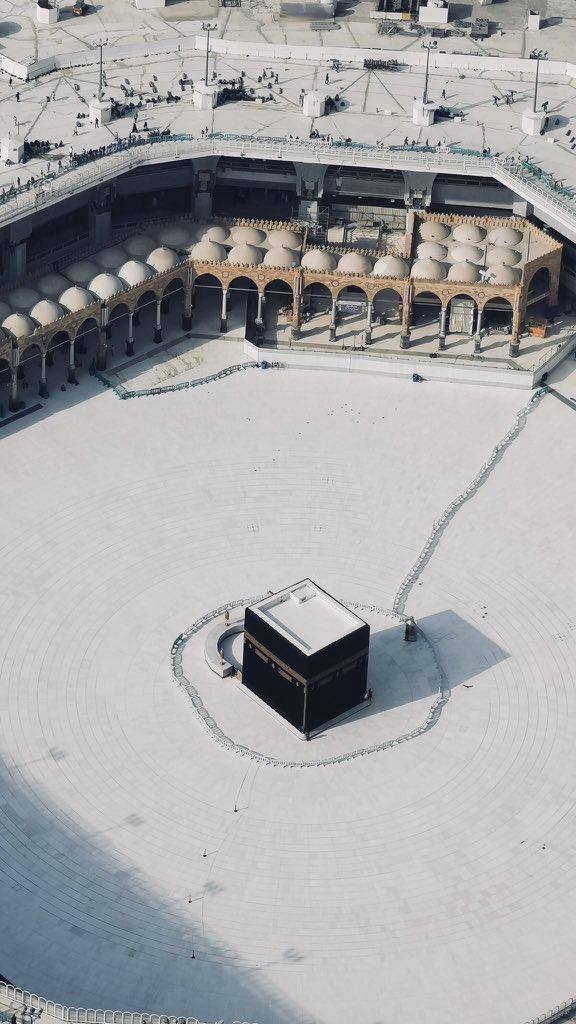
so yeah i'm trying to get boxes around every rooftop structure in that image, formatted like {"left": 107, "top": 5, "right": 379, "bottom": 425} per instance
{"left": 248, "top": 580, "right": 367, "bottom": 655}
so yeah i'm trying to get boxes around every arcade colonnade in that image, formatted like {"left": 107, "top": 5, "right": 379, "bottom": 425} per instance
{"left": 0, "top": 257, "right": 539, "bottom": 411}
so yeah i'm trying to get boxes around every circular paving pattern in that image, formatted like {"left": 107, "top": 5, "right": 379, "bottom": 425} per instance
{"left": 0, "top": 370, "right": 575, "bottom": 1024}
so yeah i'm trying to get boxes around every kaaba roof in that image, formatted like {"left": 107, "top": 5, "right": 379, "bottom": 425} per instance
{"left": 248, "top": 580, "right": 367, "bottom": 655}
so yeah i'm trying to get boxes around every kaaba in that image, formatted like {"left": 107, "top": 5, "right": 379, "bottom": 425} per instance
{"left": 242, "top": 581, "right": 370, "bottom": 735}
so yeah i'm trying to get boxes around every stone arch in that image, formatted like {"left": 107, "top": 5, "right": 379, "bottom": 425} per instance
{"left": 336, "top": 281, "right": 368, "bottom": 298}
{"left": 163, "top": 275, "right": 186, "bottom": 295}
{"left": 191, "top": 264, "right": 226, "bottom": 289}
{"left": 135, "top": 289, "right": 158, "bottom": 314}
{"left": 228, "top": 275, "right": 258, "bottom": 294}
{"left": 109, "top": 297, "right": 132, "bottom": 319}
{"left": 193, "top": 273, "right": 224, "bottom": 334}
{"left": 19, "top": 341, "right": 44, "bottom": 365}
{"left": 333, "top": 284, "right": 369, "bottom": 345}
{"left": 74, "top": 316, "right": 100, "bottom": 359}
{"left": 302, "top": 276, "right": 338, "bottom": 298}
{"left": 264, "top": 278, "right": 294, "bottom": 301}
{"left": 302, "top": 281, "right": 332, "bottom": 318}
{"left": 228, "top": 276, "right": 259, "bottom": 332}
{"left": 447, "top": 292, "right": 478, "bottom": 335}
{"left": 45, "top": 329, "right": 71, "bottom": 368}
{"left": 0, "top": 356, "right": 10, "bottom": 400}
{"left": 107, "top": 302, "right": 130, "bottom": 351}
{"left": 263, "top": 278, "right": 294, "bottom": 342}
{"left": 482, "top": 295, "right": 514, "bottom": 333}
{"left": 411, "top": 287, "right": 443, "bottom": 304}
{"left": 109, "top": 301, "right": 130, "bottom": 324}
{"left": 372, "top": 287, "right": 403, "bottom": 323}
{"left": 527, "top": 265, "right": 551, "bottom": 299}
{"left": 18, "top": 342, "right": 43, "bottom": 389}
{"left": 411, "top": 289, "right": 442, "bottom": 327}
{"left": 161, "top": 275, "right": 184, "bottom": 310}
{"left": 48, "top": 329, "right": 71, "bottom": 349}
{"left": 193, "top": 272, "right": 224, "bottom": 297}
{"left": 74, "top": 316, "right": 99, "bottom": 342}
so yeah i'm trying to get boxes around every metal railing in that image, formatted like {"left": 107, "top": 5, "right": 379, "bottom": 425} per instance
{"left": 0, "top": 132, "right": 575, "bottom": 238}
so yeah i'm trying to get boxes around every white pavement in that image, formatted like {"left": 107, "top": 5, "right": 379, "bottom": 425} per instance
{"left": 0, "top": 353, "right": 576, "bottom": 1023}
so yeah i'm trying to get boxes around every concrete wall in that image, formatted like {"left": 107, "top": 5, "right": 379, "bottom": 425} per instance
{"left": 244, "top": 340, "right": 540, "bottom": 389}
{"left": 3, "top": 32, "right": 576, "bottom": 83}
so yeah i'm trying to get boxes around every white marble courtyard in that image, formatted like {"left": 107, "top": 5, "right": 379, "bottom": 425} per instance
{"left": 1, "top": 350, "right": 576, "bottom": 1024}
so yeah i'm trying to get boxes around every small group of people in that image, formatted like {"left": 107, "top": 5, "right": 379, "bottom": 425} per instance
{"left": 492, "top": 90, "right": 517, "bottom": 106}
{"left": 10, "top": 1008, "right": 44, "bottom": 1024}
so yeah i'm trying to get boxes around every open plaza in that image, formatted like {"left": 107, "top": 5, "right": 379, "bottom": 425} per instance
{"left": 1, "top": 0, "right": 576, "bottom": 1023}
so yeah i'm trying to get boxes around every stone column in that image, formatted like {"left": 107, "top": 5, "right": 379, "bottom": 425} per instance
{"left": 67, "top": 337, "right": 77, "bottom": 384}
{"left": 474, "top": 307, "right": 483, "bottom": 353}
{"left": 96, "top": 330, "right": 107, "bottom": 370}
{"left": 291, "top": 276, "right": 301, "bottom": 343}
{"left": 363, "top": 301, "right": 373, "bottom": 345}
{"left": 329, "top": 297, "right": 337, "bottom": 343}
{"left": 9, "top": 341, "right": 19, "bottom": 412}
{"left": 438, "top": 305, "right": 448, "bottom": 350}
{"left": 400, "top": 295, "right": 411, "bottom": 349}
{"left": 39, "top": 348, "right": 48, "bottom": 398}
{"left": 220, "top": 289, "right": 228, "bottom": 333}
{"left": 509, "top": 301, "right": 521, "bottom": 358}
{"left": 126, "top": 311, "right": 135, "bottom": 356}
{"left": 154, "top": 297, "right": 162, "bottom": 344}
{"left": 182, "top": 281, "right": 193, "bottom": 331}
{"left": 96, "top": 303, "right": 108, "bottom": 370}
{"left": 256, "top": 291, "right": 264, "bottom": 327}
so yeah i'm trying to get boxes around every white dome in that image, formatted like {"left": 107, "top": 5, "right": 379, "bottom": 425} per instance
{"left": 201, "top": 225, "right": 230, "bottom": 244}
{"left": 411, "top": 258, "right": 447, "bottom": 282}
{"left": 372, "top": 255, "right": 409, "bottom": 278}
{"left": 123, "top": 234, "right": 157, "bottom": 258}
{"left": 94, "top": 246, "right": 127, "bottom": 270}
{"left": 66, "top": 260, "right": 100, "bottom": 285}
{"left": 487, "top": 266, "right": 521, "bottom": 286}
{"left": 486, "top": 246, "right": 521, "bottom": 268}
{"left": 189, "top": 240, "right": 227, "bottom": 262}
{"left": 36, "top": 272, "right": 70, "bottom": 298}
{"left": 452, "top": 223, "right": 486, "bottom": 244}
{"left": 301, "top": 249, "right": 338, "bottom": 272}
{"left": 488, "top": 226, "right": 523, "bottom": 246}
{"left": 59, "top": 286, "right": 96, "bottom": 312}
{"left": 156, "top": 224, "right": 189, "bottom": 248}
{"left": 447, "top": 263, "right": 480, "bottom": 284}
{"left": 227, "top": 243, "right": 264, "bottom": 267}
{"left": 267, "top": 228, "right": 302, "bottom": 250}
{"left": 3, "top": 312, "right": 36, "bottom": 339}
{"left": 416, "top": 242, "right": 447, "bottom": 261}
{"left": 263, "top": 248, "right": 300, "bottom": 268}
{"left": 30, "top": 299, "right": 66, "bottom": 327}
{"left": 7, "top": 287, "right": 41, "bottom": 312}
{"left": 230, "top": 225, "right": 267, "bottom": 246}
{"left": 119, "top": 260, "right": 155, "bottom": 288}
{"left": 147, "top": 246, "right": 180, "bottom": 272}
{"left": 0, "top": 301, "right": 12, "bottom": 322}
{"left": 419, "top": 221, "right": 450, "bottom": 242}
{"left": 448, "top": 244, "right": 482, "bottom": 265}
{"left": 88, "top": 273, "right": 124, "bottom": 300}
{"left": 337, "top": 253, "right": 374, "bottom": 274}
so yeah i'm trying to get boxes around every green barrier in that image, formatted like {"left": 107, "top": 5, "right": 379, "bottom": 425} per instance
{"left": 94, "top": 361, "right": 282, "bottom": 400}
